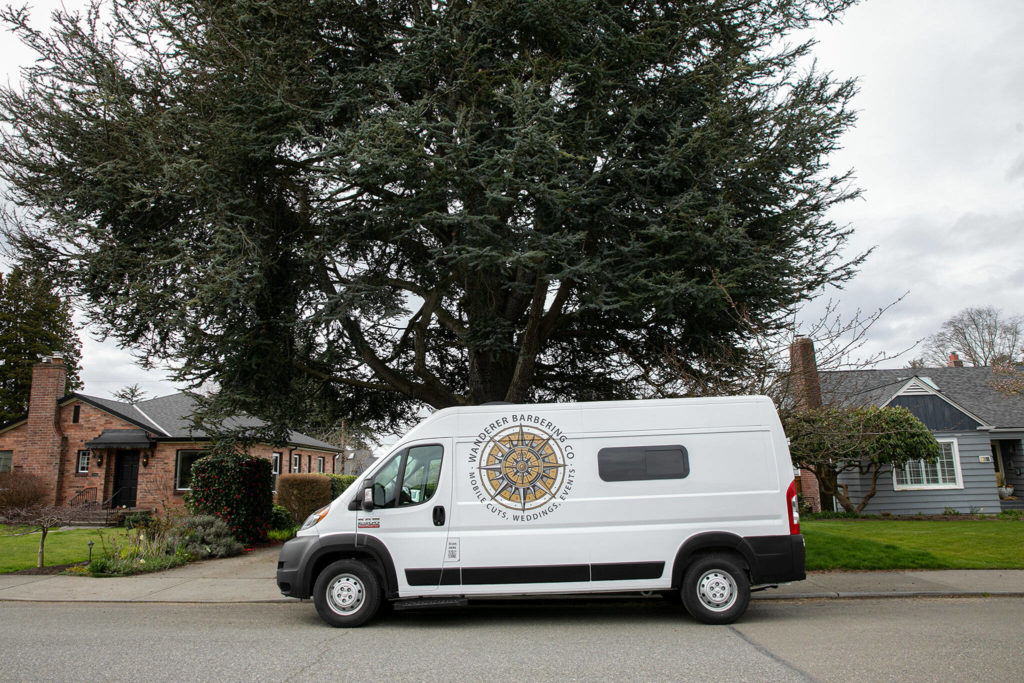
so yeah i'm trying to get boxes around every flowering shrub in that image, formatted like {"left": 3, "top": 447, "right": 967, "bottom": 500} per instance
{"left": 186, "top": 453, "right": 273, "bottom": 545}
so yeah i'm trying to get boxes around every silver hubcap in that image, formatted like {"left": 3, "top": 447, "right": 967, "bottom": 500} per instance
{"left": 696, "top": 569, "right": 737, "bottom": 612}
{"left": 326, "top": 573, "right": 365, "bottom": 616}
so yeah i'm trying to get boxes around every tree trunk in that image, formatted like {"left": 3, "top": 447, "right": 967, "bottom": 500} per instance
{"left": 37, "top": 527, "right": 47, "bottom": 568}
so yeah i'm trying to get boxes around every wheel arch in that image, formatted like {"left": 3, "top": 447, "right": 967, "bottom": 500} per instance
{"left": 303, "top": 535, "right": 399, "bottom": 599}
{"left": 671, "top": 532, "right": 757, "bottom": 588}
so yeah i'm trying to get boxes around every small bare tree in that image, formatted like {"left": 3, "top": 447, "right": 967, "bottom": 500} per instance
{"left": 1, "top": 504, "right": 73, "bottom": 568}
{"left": 922, "top": 306, "right": 1024, "bottom": 367}
{"left": 639, "top": 294, "right": 914, "bottom": 417}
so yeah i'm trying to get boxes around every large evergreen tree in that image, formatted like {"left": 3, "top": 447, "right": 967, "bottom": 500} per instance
{"left": 0, "top": 266, "right": 83, "bottom": 422}
{"left": 0, "top": 1, "right": 862, "bottom": 432}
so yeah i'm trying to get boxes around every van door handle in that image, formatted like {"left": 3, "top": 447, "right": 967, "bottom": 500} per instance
{"left": 432, "top": 506, "right": 445, "bottom": 526}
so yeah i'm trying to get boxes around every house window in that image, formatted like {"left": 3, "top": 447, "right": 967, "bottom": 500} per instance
{"left": 893, "top": 439, "right": 962, "bottom": 490}
{"left": 272, "top": 453, "right": 281, "bottom": 475}
{"left": 77, "top": 450, "right": 90, "bottom": 473}
{"left": 292, "top": 453, "right": 300, "bottom": 473}
{"left": 72, "top": 405, "right": 80, "bottom": 423}
{"left": 317, "top": 456, "right": 325, "bottom": 473}
{"left": 175, "top": 450, "right": 209, "bottom": 490}
{"left": 0, "top": 450, "right": 12, "bottom": 472}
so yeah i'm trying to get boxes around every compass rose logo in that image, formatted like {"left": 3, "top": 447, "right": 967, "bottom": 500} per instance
{"left": 478, "top": 424, "right": 567, "bottom": 512}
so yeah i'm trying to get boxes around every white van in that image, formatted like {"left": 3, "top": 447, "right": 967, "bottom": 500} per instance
{"left": 276, "top": 397, "right": 804, "bottom": 626}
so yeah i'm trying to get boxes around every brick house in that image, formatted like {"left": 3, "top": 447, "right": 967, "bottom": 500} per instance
{"left": 0, "top": 355, "right": 343, "bottom": 513}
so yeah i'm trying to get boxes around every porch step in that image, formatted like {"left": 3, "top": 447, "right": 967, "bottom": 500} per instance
{"left": 999, "top": 498, "right": 1024, "bottom": 511}
{"left": 68, "top": 509, "right": 114, "bottom": 527}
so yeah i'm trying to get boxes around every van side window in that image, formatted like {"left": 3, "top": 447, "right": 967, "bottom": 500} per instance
{"left": 598, "top": 446, "right": 689, "bottom": 482}
{"left": 399, "top": 445, "right": 443, "bottom": 506}
{"left": 371, "top": 445, "right": 444, "bottom": 508}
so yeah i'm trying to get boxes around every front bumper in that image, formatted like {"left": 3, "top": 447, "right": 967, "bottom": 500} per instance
{"left": 276, "top": 534, "right": 321, "bottom": 598}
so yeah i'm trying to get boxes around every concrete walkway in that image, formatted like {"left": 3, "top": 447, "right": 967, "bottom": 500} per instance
{"left": 2, "top": 546, "right": 1024, "bottom": 603}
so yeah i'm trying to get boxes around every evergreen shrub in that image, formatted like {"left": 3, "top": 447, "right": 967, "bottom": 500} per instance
{"left": 186, "top": 453, "right": 273, "bottom": 545}
{"left": 270, "top": 504, "right": 295, "bottom": 531}
{"left": 162, "top": 515, "right": 243, "bottom": 560}
{"left": 276, "top": 474, "right": 332, "bottom": 526}
{"left": 328, "top": 474, "right": 359, "bottom": 499}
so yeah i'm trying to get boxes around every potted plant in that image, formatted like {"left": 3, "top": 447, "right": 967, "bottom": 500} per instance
{"left": 996, "top": 472, "right": 1015, "bottom": 499}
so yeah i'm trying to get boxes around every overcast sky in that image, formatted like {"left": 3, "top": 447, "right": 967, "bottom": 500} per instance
{"left": 2, "top": 0, "right": 1023, "bottom": 399}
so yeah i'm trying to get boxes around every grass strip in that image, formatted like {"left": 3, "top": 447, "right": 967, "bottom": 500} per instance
{"left": 804, "top": 519, "right": 1024, "bottom": 571}
{"left": 0, "top": 526, "right": 124, "bottom": 573}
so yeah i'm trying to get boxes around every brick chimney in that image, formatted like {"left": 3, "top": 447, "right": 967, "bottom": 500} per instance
{"left": 789, "top": 336, "right": 823, "bottom": 410}
{"left": 788, "top": 336, "right": 823, "bottom": 512}
{"left": 948, "top": 352, "right": 963, "bottom": 368}
{"left": 25, "top": 355, "right": 68, "bottom": 505}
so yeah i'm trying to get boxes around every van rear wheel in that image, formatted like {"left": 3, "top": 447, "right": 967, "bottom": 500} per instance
{"left": 313, "top": 559, "right": 381, "bottom": 627}
{"left": 680, "top": 553, "right": 750, "bottom": 625}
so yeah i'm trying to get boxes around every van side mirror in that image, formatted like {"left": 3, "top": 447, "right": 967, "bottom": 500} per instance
{"left": 361, "top": 485, "right": 374, "bottom": 512}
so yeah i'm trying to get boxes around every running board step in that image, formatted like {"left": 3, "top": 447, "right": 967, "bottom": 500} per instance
{"left": 391, "top": 597, "right": 469, "bottom": 611}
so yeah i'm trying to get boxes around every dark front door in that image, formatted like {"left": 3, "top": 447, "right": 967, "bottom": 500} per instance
{"left": 111, "top": 452, "right": 139, "bottom": 508}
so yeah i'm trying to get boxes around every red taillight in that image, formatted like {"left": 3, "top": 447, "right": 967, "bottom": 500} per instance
{"left": 786, "top": 480, "right": 800, "bottom": 535}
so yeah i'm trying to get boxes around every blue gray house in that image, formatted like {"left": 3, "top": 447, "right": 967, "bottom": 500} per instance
{"left": 818, "top": 359, "right": 1024, "bottom": 515}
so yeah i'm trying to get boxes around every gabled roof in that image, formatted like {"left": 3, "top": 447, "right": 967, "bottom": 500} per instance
{"left": 59, "top": 392, "right": 339, "bottom": 451}
{"left": 820, "top": 366, "right": 1024, "bottom": 430}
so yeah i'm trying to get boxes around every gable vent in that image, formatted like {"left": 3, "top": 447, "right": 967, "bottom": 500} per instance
{"left": 899, "top": 378, "right": 937, "bottom": 396}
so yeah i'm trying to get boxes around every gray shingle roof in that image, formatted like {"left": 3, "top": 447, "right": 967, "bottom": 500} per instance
{"left": 72, "top": 392, "right": 341, "bottom": 451}
{"left": 820, "top": 366, "right": 1024, "bottom": 429}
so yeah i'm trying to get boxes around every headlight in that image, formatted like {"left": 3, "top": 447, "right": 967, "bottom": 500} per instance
{"left": 300, "top": 505, "right": 330, "bottom": 530}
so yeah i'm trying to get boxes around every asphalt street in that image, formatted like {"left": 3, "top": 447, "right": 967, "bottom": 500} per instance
{"left": 2, "top": 596, "right": 1021, "bottom": 681}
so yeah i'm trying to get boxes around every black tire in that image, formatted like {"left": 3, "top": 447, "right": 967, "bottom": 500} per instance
{"left": 680, "top": 553, "right": 750, "bottom": 625}
{"left": 313, "top": 559, "right": 381, "bottom": 627}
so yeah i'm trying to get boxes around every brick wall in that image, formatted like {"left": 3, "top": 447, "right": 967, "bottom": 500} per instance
{"left": 21, "top": 358, "right": 68, "bottom": 505}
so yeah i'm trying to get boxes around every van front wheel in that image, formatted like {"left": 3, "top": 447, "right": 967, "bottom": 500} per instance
{"left": 313, "top": 559, "right": 381, "bottom": 627}
{"left": 680, "top": 554, "right": 750, "bottom": 625}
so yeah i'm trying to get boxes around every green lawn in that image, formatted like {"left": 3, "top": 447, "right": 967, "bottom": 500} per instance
{"left": 0, "top": 526, "right": 125, "bottom": 573}
{"left": 804, "top": 519, "right": 1024, "bottom": 571}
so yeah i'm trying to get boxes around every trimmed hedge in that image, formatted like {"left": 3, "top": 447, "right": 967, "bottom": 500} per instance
{"left": 186, "top": 453, "right": 273, "bottom": 545}
{"left": 328, "top": 474, "right": 359, "bottom": 499}
{"left": 276, "top": 474, "right": 332, "bottom": 526}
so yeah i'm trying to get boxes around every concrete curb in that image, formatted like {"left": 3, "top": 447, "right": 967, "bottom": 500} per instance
{"left": 752, "top": 590, "right": 1024, "bottom": 600}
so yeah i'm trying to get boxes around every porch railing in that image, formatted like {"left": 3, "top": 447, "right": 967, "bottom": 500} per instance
{"left": 67, "top": 487, "right": 99, "bottom": 509}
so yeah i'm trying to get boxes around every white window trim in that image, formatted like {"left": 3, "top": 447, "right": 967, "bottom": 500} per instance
{"left": 271, "top": 452, "right": 281, "bottom": 475}
{"left": 77, "top": 450, "right": 90, "bottom": 473}
{"left": 893, "top": 438, "right": 964, "bottom": 491}
{"left": 175, "top": 449, "right": 208, "bottom": 491}
{"left": 317, "top": 456, "right": 325, "bottom": 473}
{"left": 292, "top": 453, "right": 300, "bottom": 473}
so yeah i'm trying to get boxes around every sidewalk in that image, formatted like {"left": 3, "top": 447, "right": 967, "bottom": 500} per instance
{"left": 2, "top": 546, "right": 1023, "bottom": 603}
